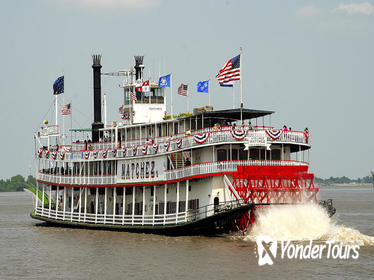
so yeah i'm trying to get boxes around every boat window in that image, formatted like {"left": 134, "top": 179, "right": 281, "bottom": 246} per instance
{"left": 239, "top": 149, "right": 248, "bottom": 160}
{"left": 250, "top": 149, "right": 259, "bottom": 160}
{"left": 232, "top": 149, "right": 238, "bottom": 160}
{"left": 271, "top": 149, "right": 281, "bottom": 160}
{"left": 217, "top": 149, "right": 227, "bottom": 161}
{"left": 158, "top": 124, "right": 162, "bottom": 137}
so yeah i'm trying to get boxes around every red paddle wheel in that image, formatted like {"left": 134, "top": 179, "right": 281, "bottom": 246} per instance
{"left": 231, "top": 165, "right": 319, "bottom": 233}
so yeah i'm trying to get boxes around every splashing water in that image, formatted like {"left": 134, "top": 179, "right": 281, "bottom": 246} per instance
{"left": 243, "top": 204, "right": 374, "bottom": 246}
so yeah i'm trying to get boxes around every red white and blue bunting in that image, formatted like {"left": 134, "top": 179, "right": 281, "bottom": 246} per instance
{"left": 177, "top": 139, "right": 183, "bottom": 149}
{"left": 93, "top": 151, "right": 98, "bottom": 159}
{"left": 152, "top": 143, "right": 158, "bottom": 153}
{"left": 133, "top": 146, "right": 138, "bottom": 156}
{"left": 45, "top": 150, "right": 50, "bottom": 159}
{"left": 122, "top": 147, "right": 127, "bottom": 157}
{"left": 230, "top": 129, "right": 248, "bottom": 141}
{"left": 164, "top": 142, "right": 170, "bottom": 151}
{"left": 59, "top": 152, "right": 65, "bottom": 160}
{"left": 142, "top": 146, "right": 148, "bottom": 155}
{"left": 112, "top": 149, "right": 117, "bottom": 158}
{"left": 265, "top": 129, "right": 283, "bottom": 140}
{"left": 84, "top": 151, "right": 90, "bottom": 159}
{"left": 52, "top": 151, "right": 58, "bottom": 160}
{"left": 38, "top": 148, "right": 44, "bottom": 158}
{"left": 102, "top": 150, "right": 108, "bottom": 159}
{"left": 193, "top": 133, "right": 210, "bottom": 144}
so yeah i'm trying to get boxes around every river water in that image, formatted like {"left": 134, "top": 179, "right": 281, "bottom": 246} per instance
{"left": 0, "top": 186, "right": 373, "bottom": 280}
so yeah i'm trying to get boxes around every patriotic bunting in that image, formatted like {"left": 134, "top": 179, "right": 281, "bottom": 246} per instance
{"left": 112, "top": 149, "right": 117, "bottom": 158}
{"left": 164, "top": 142, "right": 170, "bottom": 151}
{"left": 38, "top": 148, "right": 44, "bottom": 158}
{"left": 102, "top": 150, "right": 108, "bottom": 159}
{"left": 52, "top": 151, "right": 58, "bottom": 160}
{"left": 265, "top": 130, "right": 283, "bottom": 140}
{"left": 133, "top": 146, "right": 138, "bottom": 156}
{"left": 193, "top": 133, "right": 210, "bottom": 144}
{"left": 84, "top": 151, "right": 90, "bottom": 159}
{"left": 152, "top": 143, "right": 158, "bottom": 153}
{"left": 59, "top": 152, "right": 65, "bottom": 160}
{"left": 45, "top": 150, "right": 50, "bottom": 158}
{"left": 142, "top": 146, "right": 148, "bottom": 155}
{"left": 122, "top": 147, "right": 127, "bottom": 157}
{"left": 177, "top": 139, "right": 183, "bottom": 149}
{"left": 231, "top": 129, "right": 248, "bottom": 140}
{"left": 93, "top": 151, "right": 98, "bottom": 159}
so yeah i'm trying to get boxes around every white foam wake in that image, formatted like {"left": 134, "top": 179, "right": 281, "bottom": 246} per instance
{"left": 243, "top": 204, "right": 374, "bottom": 246}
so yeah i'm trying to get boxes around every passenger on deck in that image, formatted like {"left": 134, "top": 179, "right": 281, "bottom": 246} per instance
{"left": 248, "top": 121, "right": 253, "bottom": 130}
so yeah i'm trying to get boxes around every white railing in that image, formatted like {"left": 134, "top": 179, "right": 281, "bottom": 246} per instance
{"left": 165, "top": 159, "right": 308, "bottom": 181}
{"left": 37, "top": 159, "right": 307, "bottom": 186}
{"left": 65, "top": 129, "right": 308, "bottom": 162}
{"left": 38, "top": 173, "right": 117, "bottom": 185}
{"left": 34, "top": 200, "right": 243, "bottom": 227}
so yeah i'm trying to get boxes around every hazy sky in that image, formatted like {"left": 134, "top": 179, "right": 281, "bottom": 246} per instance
{"left": 0, "top": 0, "right": 373, "bottom": 179}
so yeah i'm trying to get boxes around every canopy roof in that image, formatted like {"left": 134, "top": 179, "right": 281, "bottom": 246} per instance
{"left": 70, "top": 128, "right": 92, "bottom": 132}
{"left": 182, "top": 108, "right": 274, "bottom": 123}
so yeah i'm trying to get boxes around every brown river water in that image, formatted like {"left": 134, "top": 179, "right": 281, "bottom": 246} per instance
{"left": 0, "top": 186, "right": 373, "bottom": 280}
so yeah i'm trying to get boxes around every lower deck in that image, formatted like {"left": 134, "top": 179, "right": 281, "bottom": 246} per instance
{"left": 31, "top": 175, "right": 241, "bottom": 231}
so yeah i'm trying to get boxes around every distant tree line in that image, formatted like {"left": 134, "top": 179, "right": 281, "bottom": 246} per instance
{"left": 315, "top": 174, "right": 373, "bottom": 186}
{"left": 0, "top": 175, "right": 36, "bottom": 192}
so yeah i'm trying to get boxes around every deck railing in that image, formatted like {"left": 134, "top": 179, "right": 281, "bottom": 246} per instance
{"left": 38, "top": 173, "right": 117, "bottom": 185}
{"left": 37, "top": 159, "right": 307, "bottom": 186}
{"left": 34, "top": 200, "right": 244, "bottom": 226}
{"left": 164, "top": 159, "right": 308, "bottom": 181}
{"left": 66, "top": 129, "right": 308, "bottom": 161}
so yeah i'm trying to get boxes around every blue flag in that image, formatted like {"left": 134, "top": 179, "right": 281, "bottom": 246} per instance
{"left": 53, "top": 76, "right": 64, "bottom": 95}
{"left": 197, "top": 80, "right": 209, "bottom": 93}
{"left": 158, "top": 74, "right": 171, "bottom": 87}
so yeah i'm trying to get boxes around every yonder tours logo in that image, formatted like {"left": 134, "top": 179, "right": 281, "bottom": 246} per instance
{"left": 255, "top": 235, "right": 360, "bottom": 266}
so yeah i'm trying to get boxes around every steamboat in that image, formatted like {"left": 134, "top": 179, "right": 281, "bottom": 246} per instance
{"left": 30, "top": 55, "right": 323, "bottom": 235}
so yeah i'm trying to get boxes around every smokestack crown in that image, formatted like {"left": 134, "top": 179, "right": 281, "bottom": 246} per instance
{"left": 92, "top": 54, "right": 102, "bottom": 67}
{"left": 134, "top": 55, "right": 144, "bottom": 80}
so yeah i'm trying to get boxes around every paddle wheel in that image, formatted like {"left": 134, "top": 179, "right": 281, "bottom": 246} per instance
{"left": 231, "top": 165, "right": 319, "bottom": 233}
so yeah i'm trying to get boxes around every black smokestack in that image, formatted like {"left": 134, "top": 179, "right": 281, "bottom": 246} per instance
{"left": 134, "top": 56, "right": 144, "bottom": 80}
{"left": 91, "top": 54, "right": 104, "bottom": 142}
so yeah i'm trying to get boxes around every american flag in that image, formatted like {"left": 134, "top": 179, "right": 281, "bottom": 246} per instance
{"left": 216, "top": 54, "right": 240, "bottom": 87}
{"left": 178, "top": 83, "right": 188, "bottom": 96}
{"left": 130, "top": 92, "right": 137, "bottom": 102}
{"left": 61, "top": 103, "right": 71, "bottom": 115}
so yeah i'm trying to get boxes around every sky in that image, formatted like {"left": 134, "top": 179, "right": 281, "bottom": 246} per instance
{"left": 0, "top": 0, "right": 373, "bottom": 179}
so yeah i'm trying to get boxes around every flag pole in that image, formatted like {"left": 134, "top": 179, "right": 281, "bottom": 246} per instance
{"left": 70, "top": 101, "right": 73, "bottom": 144}
{"left": 232, "top": 84, "right": 235, "bottom": 109}
{"left": 170, "top": 73, "right": 173, "bottom": 120}
{"left": 55, "top": 94, "right": 59, "bottom": 147}
{"left": 103, "top": 92, "right": 107, "bottom": 127}
{"left": 55, "top": 95, "right": 58, "bottom": 126}
{"left": 187, "top": 85, "right": 190, "bottom": 113}
{"left": 62, "top": 93, "right": 65, "bottom": 145}
{"left": 240, "top": 47, "right": 243, "bottom": 123}
{"left": 208, "top": 79, "right": 211, "bottom": 107}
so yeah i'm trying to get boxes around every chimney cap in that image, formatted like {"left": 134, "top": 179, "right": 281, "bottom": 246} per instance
{"left": 92, "top": 54, "right": 102, "bottom": 67}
